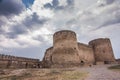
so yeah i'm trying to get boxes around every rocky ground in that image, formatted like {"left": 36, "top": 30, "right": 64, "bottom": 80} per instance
{"left": 0, "top": 64, "right": 120, "bottom": 80}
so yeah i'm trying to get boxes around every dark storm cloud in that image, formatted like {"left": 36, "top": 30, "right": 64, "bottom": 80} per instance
{"left": 0, "top": 19, "right": 5, "bottom": 26}
{"left": 106, "top": 0, "right": 114, "bottom": 4}
{"left": 44, "top": 0, "right": 74, "bottom": 10}
{"left": 0, "top": 0, "right": 25, "bottom": 16}
{"left": 23, "top": 12, "right": 49, "bottom": 29}
{"left": 0, "top": 28, "right": 4, "bottom": 34}
{"left": 96, "top": 18, "right": 120, "bottom": 30}
{"left": 67, "top": 0, "right": 74, "bottom": 5}
{"left": 4, "top": 13, "right": 49, "bottom": 39}
{"left": 6, "top": 25, "right": 27, "bottom": 39}
{"left": 0, "top": 0, "right": 25, "bottom": 34}
{"left": 98, "top": 0, "right": 116, "bottom": 7}
{"left": 32, "top": 35, "right": 45, "bottom": 42}
{"left": 0, "top": 0, "right": 48, "bottom": 39}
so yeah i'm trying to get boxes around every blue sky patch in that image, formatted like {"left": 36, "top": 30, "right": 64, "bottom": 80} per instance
{"left": 22, "top": 0, "right": 34, "bottom": 8}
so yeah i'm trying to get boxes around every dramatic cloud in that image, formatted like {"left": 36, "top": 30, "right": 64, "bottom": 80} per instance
{"left": 0, "top": 0, "right": 26, "bottom": 31}
{"left": 44, "top": 0, "right": 74, "bottom": 10}
{"left": 23, "top": 12, "right": 49, "bottom": 29}
{"left": 0, "top": 0, "right": 25, "bottom": 16}
{"left": 0, "top": 0, "right": 120, "bottom": 59}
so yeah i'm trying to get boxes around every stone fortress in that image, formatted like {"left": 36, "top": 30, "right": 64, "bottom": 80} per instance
{"left": 0, "top": 54, "right": 40, "bottom": 68}
{"left": 42, "top": 30, "right": 116, "bottom": 68}
{"left": 0, "top": 30, "right": 117, "bottom": 69}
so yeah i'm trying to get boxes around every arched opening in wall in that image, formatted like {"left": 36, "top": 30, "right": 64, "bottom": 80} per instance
{"left": 104, "top": 61, "right": 109, "bottom": 64}
{"left": 103, "top": 50, "right": 105, "bottom": 53}
{"left": 74, "top": 48, "right": 76, "bottom": 50}
{"left": 80, "top": 60, "right": 84, "bottom": 65}
{"left": 7, "top": 60, "right": 12, "bottom": 68}
{"left": 37, "top": 64, "right": 40, "bottom": 68}
{"left": 25, "top": 63, "right": 28, "bottom": 68}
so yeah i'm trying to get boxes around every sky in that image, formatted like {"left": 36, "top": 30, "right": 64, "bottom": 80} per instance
{"left": 0, "top": 0, "right": 120, "bottom": 60}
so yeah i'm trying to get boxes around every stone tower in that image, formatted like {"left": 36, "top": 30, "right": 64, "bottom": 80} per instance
{"left": 42, "top": 30, "right": 116, "bottom": 68}
{"left": 89, "top": 38, "right": 115, "bottom": 64}
{"left": 51, "top": 30, "right": 80, "bottom": 67}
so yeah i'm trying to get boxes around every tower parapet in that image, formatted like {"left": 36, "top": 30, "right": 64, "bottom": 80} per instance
{"left": 53, "top": 30, "right": 77, "bottom": 49}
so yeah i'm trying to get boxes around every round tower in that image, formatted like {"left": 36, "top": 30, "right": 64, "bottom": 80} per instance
{"left": 89, "top": 38, "right": 115, "bottom": 64}
{"left": 52, "top": 30, "right": 80, "bottom": 67}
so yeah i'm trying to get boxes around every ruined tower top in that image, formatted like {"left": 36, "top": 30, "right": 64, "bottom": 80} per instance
{"left": 89, "top": 38, "right": 110, "bottom": 45}
{"left": 53, "top": 30, "right": 77, "bottom": 48}
{"left": 53, "top": 30, "right": 76, "bottom": 37}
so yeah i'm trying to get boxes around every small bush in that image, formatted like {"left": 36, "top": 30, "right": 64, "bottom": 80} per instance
{"left": 108, "top": 65, "right": 120, "bottom": 69}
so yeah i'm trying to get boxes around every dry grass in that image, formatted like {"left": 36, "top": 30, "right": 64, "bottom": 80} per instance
{"left": 61, "top": 70, "right": 87, "bottom": 80}
{"left": 0, "top": 69, "right": 31, "bottom": 80}
{"left": 0, "top": 68, "right": 88, "bottom": 80}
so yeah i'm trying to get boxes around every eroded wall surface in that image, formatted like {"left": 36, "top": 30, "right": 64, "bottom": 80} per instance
{"left": 78, "top": 43, "right": 95, "bottom": 65}
{"left": 89, "top": 38, "right": 115, "bottom": 63}
{"left": 43, "top": 31, "right": 116, "bottom": 68}
{"left": 0, "top": 54, "right": 40, "bottom": 68}
{"left": 52, "top": 30, "right": 80, "bottom": 67}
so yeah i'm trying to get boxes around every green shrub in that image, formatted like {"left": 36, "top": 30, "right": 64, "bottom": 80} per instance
{"left": 108, "top": 65, "right": 120, "bottom": 69}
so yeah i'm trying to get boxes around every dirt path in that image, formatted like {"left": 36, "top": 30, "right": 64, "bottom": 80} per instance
{"left": 81, "top": 64, "right": 120, "bottom": 80}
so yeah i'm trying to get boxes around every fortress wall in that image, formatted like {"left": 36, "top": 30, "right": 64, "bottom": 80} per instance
{"left": 89, "top": 38, "right": 115, "bottom": 63}
{"left": 43, "top": 30, "right": 116, "bottom": 68}
{"left": 52, "top": 30, "right": 80, "bottom": 67}
{"left": 0, "top": 60, "right": 9, "bottom": 68}
{"left": 42, "top": 47, "right": 53, "bottom": 68}
{"left": 0, "top": 54, "right": 40, "bottom": 68}
{"left": 43, "top": 47, "right": 53, "bottom": 61}
{"left": 78, "top": 43, "right": 95, "bottom": 65}
{"left": 52, "top": 48, "right": 79, "bottom": 64}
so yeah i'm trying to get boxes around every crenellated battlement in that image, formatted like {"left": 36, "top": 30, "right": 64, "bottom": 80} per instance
{"left": 53, "top": 30, "right": 77, "bottom": 46}
{"left": 0, "top": 54, "right": 39, "bottom": 62}
{"left": 0, "top": 54, "right": 40, "bottom": 69}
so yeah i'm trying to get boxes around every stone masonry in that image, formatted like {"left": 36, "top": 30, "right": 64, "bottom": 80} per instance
{"left": 42, "top": 30, "right": 116, "bottom": 68}
{"left": 0, "top": 54, "right": 41, "bottom": 68}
